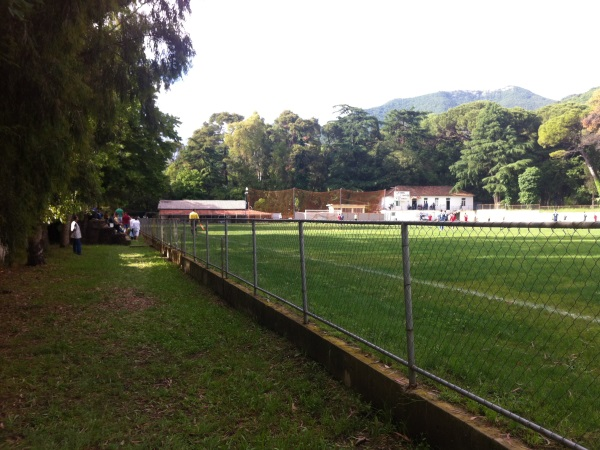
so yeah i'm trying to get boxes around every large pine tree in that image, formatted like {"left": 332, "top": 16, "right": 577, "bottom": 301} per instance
{"left": 0, "top": 0, "right": 194, "bottom": 264}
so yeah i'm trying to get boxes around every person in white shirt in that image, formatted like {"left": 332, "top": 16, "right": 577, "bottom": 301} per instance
{"left": 70, "top": 214, "right": 82, "bottom": 255}
{"left": 130, "top": 216, "right": 141, "bottom": 240}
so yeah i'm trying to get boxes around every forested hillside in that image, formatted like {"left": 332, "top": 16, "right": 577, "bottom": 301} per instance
{"left": 366, "top": 86, "right": 555, "bottom": 120}
{"left": 560, "top": 87, "right": 600, "bottom": 104}
{"left": 167, "top": 89, "right": 600, "bottom": 212}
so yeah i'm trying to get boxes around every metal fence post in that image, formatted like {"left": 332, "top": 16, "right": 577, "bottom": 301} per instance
{"left": 252, "top": 221, "right": 258, "bottom": 295}
{"left": 401, "top": 223, "right": 417, "bottom": 387}
{"left": 299, "top": 221, "right": 309, "bottom": 324}
{"left": 183, "top": 220, "right": 186, "bottom": 255}
{"left": 220, "top": 237, "right": 225, "bottom": 278}
{"left": 192, "top": 219, "right": 196, "bottom": 261}
{"left": 224, "top": 220, "right": 229, "bottom": 278}
{"left": 205, "top": 220, "right": 210, "bottom": 268}
{"left": 175, "top": 220, "right": 178, "bottom": 249}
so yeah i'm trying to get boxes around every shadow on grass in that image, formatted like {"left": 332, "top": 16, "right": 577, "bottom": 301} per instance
{"left": 0, "top": 239, "right": 422, "bottom": 449}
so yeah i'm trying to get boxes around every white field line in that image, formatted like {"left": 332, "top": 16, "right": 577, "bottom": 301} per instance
{"left": 414, "top": 278, "right": 600, "bottom": 325}
{"left": 295, "top": 253, "right": 600, "bottom": 326}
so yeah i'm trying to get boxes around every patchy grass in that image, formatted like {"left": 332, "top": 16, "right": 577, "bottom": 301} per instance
{"left": 0, "top": 239, "right": 425, "bottom": 449}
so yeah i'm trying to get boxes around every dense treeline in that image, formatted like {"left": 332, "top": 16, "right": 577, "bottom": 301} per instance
{"left": 167, "top": 92, "right": 600, "bottom": 207}
{"left": 1, "top": 2, "right": 598, "bottom": 267}
{"left": 1, "top": 0, "right": 194, "bottom": 264}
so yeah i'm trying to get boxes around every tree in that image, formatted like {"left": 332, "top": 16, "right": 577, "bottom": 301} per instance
{"left": 518, "top": 167, "right": 541, "bottom": 205}
{"left": 581, "top": 92, "right": 600, "bottom": 198}
{"left": 167, "top": 166, "right": 205, "bottom": 200}
{"left": 322, "top": 105, "right": 380, "bottom": 190}
{"left": 538, "top": 101, "right": 600, "bottom": 199}
{"left": 425, "top": 101, "right": 490, "bottom": 142}
{"left": 423, "top": 102, "right": 492, "bottom": 186}
{"left": 100, "top": 101, "right": 180, "bottom": 211}
{"left": 167, "top": 113, "right": 243, "bottom": 200}
{"left": 536, "top": 157, "right": 587, "bottom": 206}
{"left": 0, "top": 0, "right": 194, "bottom": 264}
{"left": 224, "top": 113, "right": 271, "bottom": 189}
{"left": 378, "top": 109, "right": 434, "bottom": 186}
{"left": 450, "top": 103, "right": 535, "bottom": 205}
{"left": 288, "top": 143, "right": 327, "bottom": 191}
{"left": 267, "top": 111, "right": 324, "bottom": 190}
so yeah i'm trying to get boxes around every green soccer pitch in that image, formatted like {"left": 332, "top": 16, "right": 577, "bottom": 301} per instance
{"left": 170, "top": 221, "right": 599, "bottom": 447}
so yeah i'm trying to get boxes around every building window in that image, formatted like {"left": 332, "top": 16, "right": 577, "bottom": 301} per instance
{"left": 461, "top": 198, "right": 466, "bottom": 207}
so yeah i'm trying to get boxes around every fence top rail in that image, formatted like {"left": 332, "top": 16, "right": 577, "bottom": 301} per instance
{"left": 145, "top": 217, "right": 600, "bottom": 230}
{"left": 298, "top": 220, "right": 600, "bottom": 229}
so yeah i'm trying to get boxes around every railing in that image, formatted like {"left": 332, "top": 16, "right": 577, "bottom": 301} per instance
{"left": 476, "top": 203, "right": 541, "bottom": 210}
{"left": 141, "top": 218, "right": 600, "bottom": 450}
{"left": 477, "top": 204, "right": 600, "bottom": 211}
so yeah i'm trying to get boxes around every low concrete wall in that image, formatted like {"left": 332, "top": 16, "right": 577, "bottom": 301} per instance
{"left": 390, "top": 208, "right": 598, "bottom": 224}
{"left": 148, "top": 235, "right": 529, "bottom": 449}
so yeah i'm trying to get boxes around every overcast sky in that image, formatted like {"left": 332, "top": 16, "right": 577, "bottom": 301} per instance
{"left": 157, "top": 0, "right": 600, "bottom": 143}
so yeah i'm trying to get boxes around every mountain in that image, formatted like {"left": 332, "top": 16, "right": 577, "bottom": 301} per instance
{"left": 366, "top": 86, "right": 556, "bottom": 121}
{"left": 559, "top": 86, "right": 600, "bottom": 105}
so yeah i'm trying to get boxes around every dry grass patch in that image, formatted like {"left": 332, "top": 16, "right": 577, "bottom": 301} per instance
{"left": 95, "top": 287, "right": 157, "bottom": 313}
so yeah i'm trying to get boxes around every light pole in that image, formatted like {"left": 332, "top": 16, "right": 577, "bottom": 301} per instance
{"left": 244, "top": 187, "right": 249, "bottom": 221}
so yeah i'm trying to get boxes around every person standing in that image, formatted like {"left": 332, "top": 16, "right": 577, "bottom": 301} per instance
{"left": 130, "top": 216, "right": 141, "bottom": 240}
{"left": 189, "top": 209, "right": 199, "bottom": 234}
{"left": 70, "top": 214, "right": 82, "bottom": 255}
{"left": 122, "top": 211, "right": 131, "bottom": 230}
{"left": 113, "top": 212, "right": 124, "bottom": 233}
{"left": 115, "top": 207, "right": 124, "bottom": 222}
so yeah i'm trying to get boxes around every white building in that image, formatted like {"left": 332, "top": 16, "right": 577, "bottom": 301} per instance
{"left": 381, "top": 186, "right": 474, "bottom": 220}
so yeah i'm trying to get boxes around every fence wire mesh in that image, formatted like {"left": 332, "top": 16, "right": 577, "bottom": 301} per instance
{"left": 142, "top": 218, "right": 600, "bottom": 449}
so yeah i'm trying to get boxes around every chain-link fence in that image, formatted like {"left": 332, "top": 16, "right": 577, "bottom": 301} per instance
{"left": 141, "top": 218, "right": 600, "bottom": 449}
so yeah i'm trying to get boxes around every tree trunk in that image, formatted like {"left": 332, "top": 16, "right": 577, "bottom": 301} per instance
{"left": 579, "top": 148, "right": 600, "bottom": 199}
{"left": 26, "top": 224, "right": 45, "bottom": 266}
{"left": 0, "top": 241, "right": 7, "bottom": 265}
{"left": 493, "top": 192, "right": 501, "bottom": 208}
{"left": 61, "top": 217, "right": 71, "bottom": 248}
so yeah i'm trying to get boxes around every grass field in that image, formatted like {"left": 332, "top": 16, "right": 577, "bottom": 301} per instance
{"left": 154, "top": 220, "right": 600, "bottom": 448}
{"left": 0, "top": 240, "right": 427, "bottom": 449}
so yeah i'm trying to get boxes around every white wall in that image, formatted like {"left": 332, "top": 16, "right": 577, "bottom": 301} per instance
{"left": 381, "top": 195, "right": 474, "bottom": 212}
